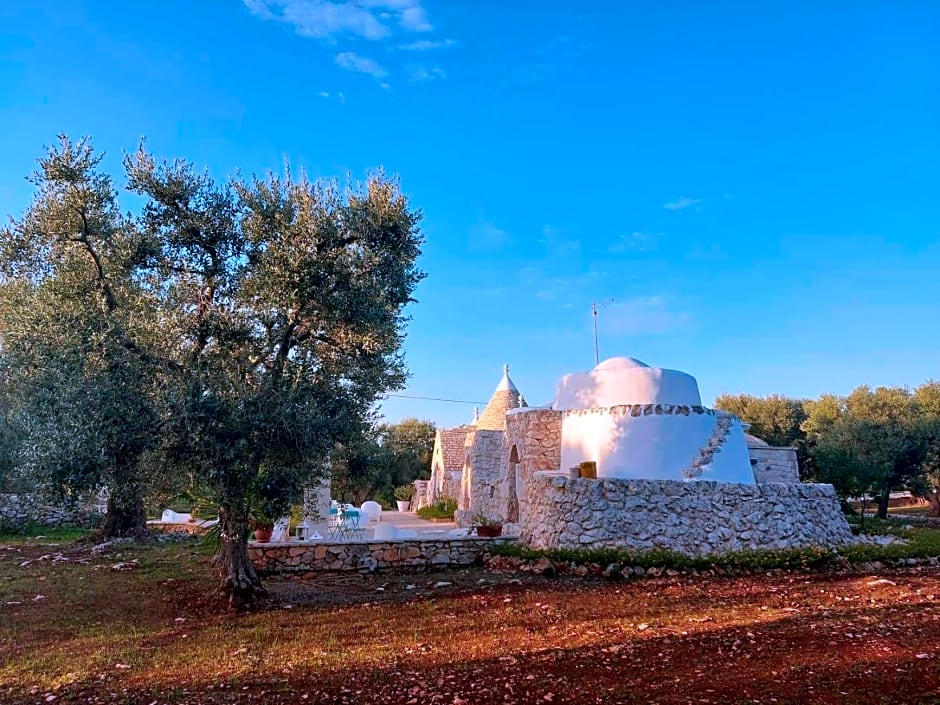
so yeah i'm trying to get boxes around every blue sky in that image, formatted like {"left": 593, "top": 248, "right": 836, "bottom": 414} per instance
{"left": 2, "top": 1, "right": 939, "bottom": 427}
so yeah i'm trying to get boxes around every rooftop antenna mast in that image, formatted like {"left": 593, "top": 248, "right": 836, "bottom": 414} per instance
{"left": 592, "top": 298, "right": 614, "bottom": 366}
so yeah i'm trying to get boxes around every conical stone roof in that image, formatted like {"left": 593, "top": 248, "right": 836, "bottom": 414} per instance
{"left": 476, "top": 365, "right": 526, "bottom": 430}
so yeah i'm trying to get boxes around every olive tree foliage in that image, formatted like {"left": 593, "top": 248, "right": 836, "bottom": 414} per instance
{"left": 1, "top": 136, "right": 424, "bottom": 608}
{"left": 124, "top": 147, "right": 424, "bottom": 608}
{"left": 717, "top": 387, "right": 940, "bottom": 520}
{"left": 713, "top": 394, "right": 808, "bottom": 448}
{"left": 329, "top": 417, "right": 435, "bottom": 506}
{"left": 0, "top": 373, "right": 29, "bottom": 494}
{"left": 802, "top": 386, "right": 937, "bottom": 519}
{"left": 714, "top": 393, "right": 813, "bottom": 478}
{"left": 0, "top": 137, "right": 160, "bottom": 536}
{"left": 910, "top": 382, "right": 940, "bottom": 515}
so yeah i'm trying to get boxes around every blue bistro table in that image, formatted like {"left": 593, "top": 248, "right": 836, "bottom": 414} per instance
{"left": 328, "top": 507, "right": 366, "bottom": 541}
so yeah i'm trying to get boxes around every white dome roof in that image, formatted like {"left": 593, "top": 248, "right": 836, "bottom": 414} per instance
{"left": 554, "top": 356, "right": 702, "bottom": 409}
{"left": 594, "top": 357, "right": 650, "bottom": 371}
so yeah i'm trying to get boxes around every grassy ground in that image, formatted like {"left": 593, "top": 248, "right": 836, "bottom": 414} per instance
{"left": 2, "top": 530, "right": 940, "bottom": 704}
{"left": 891, "top": 504, "right": 937, "bottom": 517}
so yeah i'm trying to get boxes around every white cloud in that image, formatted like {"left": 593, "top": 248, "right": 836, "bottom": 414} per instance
{"left": 408, "top": 66, "right": 445, "bottom": 81}
{"left": 604, "top": 296, "right": 692, "bottom": 335}
{"left": 528, "top": 268, "right": 609, "bottom": 302}
{"left": 540, "top": 225, "right": 581, "bottom": 258}
{"left": 663, "top": 196, "right": 703, "bottom": 211}
{"left": 400, "top": 5, "right": 431, "bottom": 31}
{"left": 244, "top": 0, "right": 432, "bottom": 41}
{"left": 317, "top": 90, "right": 331, "bottom": 97}
{"left": 610, "top": 231, "right": 660, "bottom": 253}
{"left": 399, "top": 38, "right": 456, "bottom": 50}
{"left": 335, "top": 51, "right": 387, "bottom": 77}
{"left": 685, "top": 242, "right": 726, "bottom": 261}
{"left": 468, "top": 219, "right": 509, "bottom": 251}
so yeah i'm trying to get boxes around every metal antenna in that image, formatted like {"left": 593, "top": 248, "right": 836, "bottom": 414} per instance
{"left": 592, "top": 299, "right": 614, "bottom": 366}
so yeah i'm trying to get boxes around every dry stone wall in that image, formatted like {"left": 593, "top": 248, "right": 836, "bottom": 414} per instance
{"left": 750, "top": 447, "right": 800, "bottom": 484}
{"left": 520, "top": 474, "right": 853, "bottom": 556}
{"left": 412, "top": 480, "right": 429, "bottom": 510}
{"left": 0, "top": 493, "right": 104, "bottom": 529}
{"left": 563, "top": 403, "right": 719, "bottom": 419}
{"left": 498, "top": 409, "right": 563, "bottom": 521}
{"left": 249, "top": 536, "right": 510, "bottom": 575}
{"left": 455, "top": 429, "right": 505, "bottom": 526}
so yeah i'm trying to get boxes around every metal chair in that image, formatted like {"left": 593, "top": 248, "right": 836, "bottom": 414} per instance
{"left": 328, "top": 507, "right": 343, "bottom": 540}
{"left": 343, "top": 509, "right": 366, "bottom": 541}
{"left": 328, "top": 507, "right": 365, "bottom": 541}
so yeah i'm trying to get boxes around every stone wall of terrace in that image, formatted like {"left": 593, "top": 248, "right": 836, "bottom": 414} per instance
{"left": 248, "top": 536, "right": 512, "bottom": 575}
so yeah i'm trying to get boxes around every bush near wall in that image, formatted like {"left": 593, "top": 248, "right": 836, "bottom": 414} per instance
{"left": 417, "top": 497, "right": 457, "bottom": 520}
{"left": 487, "top": 524, "right": 940, "bottom": 577}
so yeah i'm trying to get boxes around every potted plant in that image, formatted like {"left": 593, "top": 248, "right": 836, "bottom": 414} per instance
{"left": 472, "top": 511, "right": 502, "bottom": 538}
{"left": 249, "top": 507, "right": 275, "bottom": 542}
{"left": 247, "top": 471, "right": 288, "bottom": 542}
{"left": 394, "top": 484, "right": 414, "bottom": 512}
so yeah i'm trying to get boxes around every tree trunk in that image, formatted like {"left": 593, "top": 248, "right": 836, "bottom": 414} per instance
{"left": 876, "top": 484, "right": 892, "bottom": 520}
{"left": 929, "top": 491, "right": 940, "bottom": 517}
{"left": 214, "top": 504, "right": 266, "bottom": 611}
{"left": 100, "top": 484, "right": 148, "bottom": 539}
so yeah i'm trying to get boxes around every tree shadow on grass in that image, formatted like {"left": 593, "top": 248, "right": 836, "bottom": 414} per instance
{"left": 5, "top": 580, "right": 939, "bottom": 705}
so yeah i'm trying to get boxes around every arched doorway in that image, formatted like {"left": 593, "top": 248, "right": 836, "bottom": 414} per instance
{"left": 507, "top": 445, "right": 520, "bottom": 522}
{"left": 460, "top": 453, "right": 472, "bottom": 510}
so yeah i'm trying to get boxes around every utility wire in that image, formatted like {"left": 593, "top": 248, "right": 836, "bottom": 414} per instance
{"left": 383, "top": 393, "right": 486, "bottom": 405}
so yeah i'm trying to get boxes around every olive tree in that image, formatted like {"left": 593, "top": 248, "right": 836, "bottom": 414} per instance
{"left": 1, "top": 137, "right": 423, "bottom": 609}
{"left": 0, "top": 137, "right": 159, "bottom": 536}
{"left": 803, "top": 386, "right": 932, "bottom": 519}
{"left": 125, "top": 148, "right": 424, "bottom": 608}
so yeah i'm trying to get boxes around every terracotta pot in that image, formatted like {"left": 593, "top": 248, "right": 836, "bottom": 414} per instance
{"left": 475, "top": 525, "right": 502, "bottom": 538}
{"left": 253, "top": 527, "right": 273, "bottom": 543}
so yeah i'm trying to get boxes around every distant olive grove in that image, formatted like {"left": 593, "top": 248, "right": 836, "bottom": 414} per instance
{"left": 716, "top": 383, "right": 940, "bottom": 518}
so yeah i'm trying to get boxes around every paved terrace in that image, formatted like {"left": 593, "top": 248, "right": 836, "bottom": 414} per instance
{"left": 149, "top": 509, "right": 459, "bottom": 543}
{"left": 277, "top": 509, "right": 459, "bottom": 544}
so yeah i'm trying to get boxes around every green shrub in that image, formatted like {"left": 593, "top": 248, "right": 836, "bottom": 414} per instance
{"left": 845, "top": 515, "right": 912, "bottom": 537}
{"left": 488, "top": 526, "right": 940, "bottom": 573}
{"left": 394, "top": 484, "right": 415, "bottom": 502}
{"left": 417, "top": 497, "right": 457, "bottom": 520}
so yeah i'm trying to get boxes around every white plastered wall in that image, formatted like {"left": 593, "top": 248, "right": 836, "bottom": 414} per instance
{"left": 559, "top": 408, "right": 755, "bottom": 484}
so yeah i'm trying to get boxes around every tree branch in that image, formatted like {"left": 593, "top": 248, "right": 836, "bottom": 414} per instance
{"left": 73, "top": 207, "right": 117, "bottom": 313}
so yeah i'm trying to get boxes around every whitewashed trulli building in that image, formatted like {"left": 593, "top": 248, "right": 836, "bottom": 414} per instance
{"left": 425, "top": 357, "right": 851, "bottom": 555}
{"left": 425, "top": 365, "right": 527, "bottom": 521}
